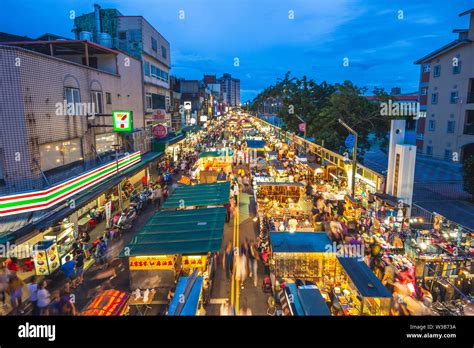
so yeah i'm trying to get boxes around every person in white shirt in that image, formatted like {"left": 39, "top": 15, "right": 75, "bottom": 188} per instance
{"left": 36, "top": 280, "right": 51, "bottom": 316}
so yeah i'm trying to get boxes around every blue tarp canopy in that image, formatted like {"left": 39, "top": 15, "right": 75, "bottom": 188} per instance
{"left": 270, "top": 232, "right": 331, "bottom": 253}
{"left": 245, "top": 140, "right": 266, "bottom": 149}
{"left": 168, "top": 275, "right": 203, "bottom": 315}
{"left": 285, "top": 283, "right": 331, "bottom": 316}
{"left": 337, "top": 257, "right": 392, "bottom": 298}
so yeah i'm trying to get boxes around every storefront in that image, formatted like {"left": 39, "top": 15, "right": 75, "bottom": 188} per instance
{"left": 194, "top": 151, "right": 234, "bottom": 183}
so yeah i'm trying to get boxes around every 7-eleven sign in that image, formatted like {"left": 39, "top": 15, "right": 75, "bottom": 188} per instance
{"left": 113, "top": 110, "right": 133, "bottom": 132}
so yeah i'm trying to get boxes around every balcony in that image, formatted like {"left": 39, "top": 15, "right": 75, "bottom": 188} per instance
{"left": 464, "top": 124, "right": 474, "bottom": 135}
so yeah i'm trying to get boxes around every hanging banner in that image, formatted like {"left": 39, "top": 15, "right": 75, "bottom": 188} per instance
{"left": 105, "top": 201, "right": 112, "bottom": 229}
{"left": 129, "top": 256, "right": 174, "bottom": 270}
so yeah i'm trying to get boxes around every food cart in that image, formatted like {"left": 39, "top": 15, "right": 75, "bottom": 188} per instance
{"left": 81, "top": 289, "right": 129, "bottom": 316}
{"left": 334, "top": 257, "right": 392, "bottom": 316}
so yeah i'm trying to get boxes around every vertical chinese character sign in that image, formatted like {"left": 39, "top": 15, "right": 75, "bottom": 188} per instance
{"left": 113, "top": 110, "right": 133, "bottom": 132}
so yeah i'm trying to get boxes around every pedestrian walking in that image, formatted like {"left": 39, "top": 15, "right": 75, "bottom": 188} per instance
{"left": 7, "top": 274, "right": 24, "bottom": 314}
{"left": 74, "top": 249, "right": 85, "bottom": 286}
{"left": 235, "top": 248, "right": 248, "bottom": 290}
{"left": 0, "top": 266, "right": 8, "bottom": 310}
{"left": 27, "top": 276, "right": 39, "bottom": 315}
{"left": 249, "top": 242, "right": 260, "bottom": 287}
{"left": 223, "top": 242, "right": 234, "bottom": 282}
{"left": 36, "top": 280, "right": 51, "bottom": 316}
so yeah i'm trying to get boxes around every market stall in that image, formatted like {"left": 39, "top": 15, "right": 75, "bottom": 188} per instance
{"left": 194, "top": 150, "right": 234, "bottom": 183}
{"left": 120, "top": 207, "right": 225, "bottom": 304}
{"left": 269, "top": 232, "right": 338, "bottom": 284}
{"left": 335, "top": 257, "right": 392, "bottom": 316}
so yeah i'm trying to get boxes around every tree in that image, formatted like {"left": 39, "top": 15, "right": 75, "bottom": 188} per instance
{"left": 462, "top": 155, "right": 474, "bottom": 196}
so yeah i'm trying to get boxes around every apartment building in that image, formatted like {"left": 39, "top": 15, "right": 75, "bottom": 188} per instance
{"left": 218, "top": 73, "right": 240, "bottom": 107}
{"left": 0, "top": 40, "right": 145, "bottom": 194}
{"left": 73, "top": 4, "right": 171, "bottom": 128}
{"left": 415, "top": 9, "right": 474, "bottom": 162}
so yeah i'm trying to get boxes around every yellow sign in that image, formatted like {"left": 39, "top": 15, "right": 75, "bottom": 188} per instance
{"left": 182, "top": 255, "right": 207, "bottom": 269}
{"left": 129, "top": 256, "right": 174, "bottom": 270}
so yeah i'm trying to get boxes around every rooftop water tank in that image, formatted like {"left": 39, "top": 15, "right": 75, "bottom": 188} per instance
{"left": 97, "top": 32, "right": 112, "bottom": 48}
{"left": 79, "top": 31, "right": 93, "bottom": 41}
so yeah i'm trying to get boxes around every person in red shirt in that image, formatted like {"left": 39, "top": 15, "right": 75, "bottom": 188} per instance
{"left": 5, "top": 257, "right": 19, "bottom": 273}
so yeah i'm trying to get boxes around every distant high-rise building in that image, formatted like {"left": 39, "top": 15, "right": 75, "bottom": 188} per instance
{"left": 218, "top": 73, "right": 240, "bottom": 107}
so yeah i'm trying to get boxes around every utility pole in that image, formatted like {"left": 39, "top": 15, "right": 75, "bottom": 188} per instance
{"left": 338, "top": 119, "right": 358, "bottom": 198}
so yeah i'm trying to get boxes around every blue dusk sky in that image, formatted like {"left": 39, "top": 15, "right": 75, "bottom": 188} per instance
{"left": 1, "top": 0, "right": 473, "bottom": 102}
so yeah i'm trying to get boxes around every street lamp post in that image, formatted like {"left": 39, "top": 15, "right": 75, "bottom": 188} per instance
{"left": 337, "top": 119, "right": 358, "bottom": 198}
{"left": 112, "top": 143, "right": 124, "bottom": 210}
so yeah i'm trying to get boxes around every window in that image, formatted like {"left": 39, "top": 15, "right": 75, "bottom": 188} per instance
{"left": 161, "top": 45, "right": 167, "bottom": 59}
{"left": 444, "top": 149, "right": 451, "bottom": 161}
{"left": 40, "top": 138, "right": 83, "bottom": 171}
{"left": 106, "top": 92, "right": 112, "bottom": 105}
{"left": 431, "top": 93, "right": 438, "bottom": 104}
{"left": 146, "top": 93, "right": 153, "bottom": 110}
{"left": 118, "top": 31, "right": 127, "bottom": 40}
{"left": 428, "top": 120, "right": 436, "bottom": 131}
{"left": 426, "top": 146, "right": 433, "bottom": 156}
{"left": 433, "top": 65, "right": 441, "bottom": 77}
{"left": 151, "top": 65, "right": 159, "bottom": 78}
{"left": 420, "top": 87, "right": 428, "bottom": 96}
{"left": 151, "top": 37, "right": 157, "bottom": 52}
{"left": 447, "top": 120, "right": 455, "bottom": 133}
{"left": 450, "top": 91, "right": 459, "bottom": 104}
{"left": 91, "top": 91, "right": 103, "bottom": 114}
{"left": 95, "top": 133, "right": 117, "bottom": 154}
{"left": 144, "top": 61, "right": 150, "bottom": 77}
{"left": 416, "top": 133, "right": 424, "bottom": 140}
{"left": 423, "top": 64, "right": 431, "bottom": 73}
{"left": 64, "top": 87, "right": 81, "bottom": 115}
{"left": 151, "top": 93, "right": 166, "bottom": 109}
{"left": 453, "top": 61, "right": 461, "bottom": 74}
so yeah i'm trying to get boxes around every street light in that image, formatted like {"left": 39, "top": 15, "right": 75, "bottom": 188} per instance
{"left": 112, "top": 143, "right": 124, "bottom": 210}
{"left": 337, "top": 119, "right": 358, "bottom": 198}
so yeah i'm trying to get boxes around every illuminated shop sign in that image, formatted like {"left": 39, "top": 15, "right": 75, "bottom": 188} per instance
{"left": 113, "top": 110, "right": 133, "bottom": 132}
{"left": 129, "top": 255, "right": 174, "bottom": 270}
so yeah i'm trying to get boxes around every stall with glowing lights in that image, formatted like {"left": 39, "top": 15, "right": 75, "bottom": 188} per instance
{"left": 193, "top": 150, "right": 234, "bottom": 183}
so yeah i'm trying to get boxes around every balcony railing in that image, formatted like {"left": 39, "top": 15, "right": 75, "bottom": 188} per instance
{"left": 464, "top": 124, "right": 474, "bottom": 135}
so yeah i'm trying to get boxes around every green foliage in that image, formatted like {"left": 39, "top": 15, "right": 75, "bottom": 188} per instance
{"left": 251, "top": 72, "right": 391, "bottom": 161}
{"left": 462, "top": 155, "right": 474, "bottom": 196}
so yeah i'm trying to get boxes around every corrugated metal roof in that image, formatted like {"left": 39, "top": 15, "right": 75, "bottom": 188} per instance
{"left": 121, "top": 207, "right": 226, "bottom": 256}
{"left": 162, "top": 182, "right": 230, "bottom": 209}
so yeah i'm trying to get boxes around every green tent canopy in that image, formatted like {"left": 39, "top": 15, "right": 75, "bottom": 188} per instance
{"left": 120, "top": 207, "right": 226, "bottom": 257}
{"left": 161, "top": 182, "right": 230, "bottom": 209}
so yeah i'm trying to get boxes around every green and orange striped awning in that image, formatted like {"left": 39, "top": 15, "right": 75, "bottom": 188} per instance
{"left": 0, "top": 152, "right": 141, "bottom": 217}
